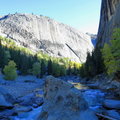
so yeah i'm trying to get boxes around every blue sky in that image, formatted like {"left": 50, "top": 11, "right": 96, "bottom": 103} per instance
{"left": 0, "top": 0, "right": 101, "bottom": 34}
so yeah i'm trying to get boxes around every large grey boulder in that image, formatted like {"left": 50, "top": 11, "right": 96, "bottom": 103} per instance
{"left": 0, "top": 13, "right": 93, "bottom": 62}
{"left": 97, "top": 0, "right": 120, "bottom": 46}
{"left": 0, "top": 94, "right": 13, "bottom": 109}
{"left": 103, "top": 99, "right": 120, "bottom": 109}
{"left": 105, "top": 110, "right": 120, "bottom": 119}
{"left": 0, "top": 109, "right": 15, "bottom": 120}
{"left": 0, "top": 87, "right": 14, "bottom": 109}
{"left": 37, "top": 76, "right": 98, "bottom": 120}
{"left": 0, "top": 87, "right": 15, "bottom": 104}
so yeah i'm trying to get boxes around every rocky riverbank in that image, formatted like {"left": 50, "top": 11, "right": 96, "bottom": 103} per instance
{"left": 0, "top": 75, "right": 120, "bottom": 120}
{"left": 0, "top": 75, "right": 44, "bottom": 120}
{"left": 80, "top": 74, "right": 120, "bottom": 98}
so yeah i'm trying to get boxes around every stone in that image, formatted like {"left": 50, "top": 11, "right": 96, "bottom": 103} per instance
{"left": 37, "top": 76, "right": 98, "bottom": 120}
{"left": 0, "top": 87, "right": 14, "bottom": 109}
{"left": 103, "top": 99, "right": 120, "bottom": 109}
{"left": 105, "top": 110, "right": 120, "bottom": 119}
{"left": 33, "top": 104, "right": 39, "bottom": 108}
{"left": 13, "top": 106, "right": 32, "bottom": 113}
{"left": 19, "top": 92, "right": 43, "bottom": 107}
{"left": 35, "top": 97, "right": 44, "bottom": 106}
{"left": 97, "top": 0, "right": 120, "bottom": 46}
{"left": 19, "top": 93, "right": 35, "bottom": 106}
{"left": 79, "top": 109, "right": 99, "bottom": 120}
{"left": 0, "top": 13, "right": 93, "bottom": 63}
{"left": 0, "top": 87, "right": 15, "bottom": 104}
{"left": 0, "top": 109, "right": 17, "bottom": 118}
{"left": 0, "top": 94, "right": 13, "bottom": 109}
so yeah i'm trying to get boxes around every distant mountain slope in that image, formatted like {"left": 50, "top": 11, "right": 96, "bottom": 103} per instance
{"left": 86, "top": 33, "right": 97, "bottom": 46}
{"left": 0, "top": 13, "right": 93, "bottom": 62}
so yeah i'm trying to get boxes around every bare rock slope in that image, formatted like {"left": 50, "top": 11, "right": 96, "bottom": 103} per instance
{"left": 0, "top": 13, "right": 93, "bottom": 62}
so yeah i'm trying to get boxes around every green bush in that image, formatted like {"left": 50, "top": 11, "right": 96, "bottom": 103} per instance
{"left": 3, "top": 61, "right": 17, "bottom": 80}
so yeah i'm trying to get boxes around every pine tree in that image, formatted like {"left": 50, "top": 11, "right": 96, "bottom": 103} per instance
{"left": 3, "top": 50, "right": 11, "bottom": 67}
{"left": 92, "top": 47, "right": 104, "bottom": 75}
{"left": 41, "top": 60, "right": 46, "bottom": 77}
{"left": 79, "top": 64, "right": 85, "bottom": 77}
{"left": 32, "top": 62, "right": 41, "bottom": 77}
{"left": 48, "top": 59, "right": 52, "bottom": 75}
{"left": 60, "top": 65, "right": 66, "bottom": 76}
{"left": 67, "top": 65, "right": 71, "bottom": 75}
{"left": 52, "top": 62, "right": 60, "bottom": 76}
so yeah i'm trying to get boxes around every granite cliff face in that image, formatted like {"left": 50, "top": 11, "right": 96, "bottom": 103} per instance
{"left": 97, "top": 0, "right": 120, "bottom": 46}
{"left": 0, "top": 13, "right": 93, "bottom": 62}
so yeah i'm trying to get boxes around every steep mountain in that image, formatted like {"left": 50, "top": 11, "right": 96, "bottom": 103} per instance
{"left": 0, "top": 13, "right": 93, "bottom": 63}
{"left": 97, "top": 0, "right": 120, "bottom": 46}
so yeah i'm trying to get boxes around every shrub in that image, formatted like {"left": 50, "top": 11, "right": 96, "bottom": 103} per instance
{"left": 3, "top": 61, "right": 17, "bottom": 80}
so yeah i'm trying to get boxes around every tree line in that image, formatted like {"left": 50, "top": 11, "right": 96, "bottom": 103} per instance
{"left": 0, "top": 36, "right": 81, "bottom": 80}
{"left": 1, "top": 27, "right": 119, "bottom": 81}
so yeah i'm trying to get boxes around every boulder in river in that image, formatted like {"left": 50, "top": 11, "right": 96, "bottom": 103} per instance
{"left": 18, "top": 91, "right": 43, "bottom": 107}
{"left": 0, "top": 94, "right": 13, "bottom": 109}
{"left": 37, "top": 76, "right": 98, "bottom": 120}
{"left": 0, "top": 87, "right": 14, "bottom": 110}
{"left": 103, "top": 99, "right": 120, "bottom": 109}
{"left": 105, "top": 110, "right": 120, "bottom": 119}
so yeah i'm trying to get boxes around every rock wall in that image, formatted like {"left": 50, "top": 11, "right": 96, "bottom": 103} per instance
{"left": 37, "top": 76, "right": 98, "bottom": 120}
{"left": 97, "top": 0, "right": 120, "bottom": 46}
{"left": 0, "top": 13, "right": 93, "bottom": 62}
